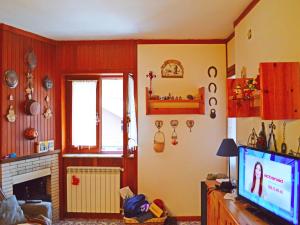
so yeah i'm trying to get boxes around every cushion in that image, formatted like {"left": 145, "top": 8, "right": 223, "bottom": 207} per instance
{"left": 20, "top": 202, "right": 52, "bottom": 219}
{"left": 0, "top": 195, "right": 26, "bottom": 225}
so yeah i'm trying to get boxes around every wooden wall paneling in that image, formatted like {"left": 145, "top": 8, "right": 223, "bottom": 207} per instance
{"left": 0, "top": 24, "right": 55, "bottom": 45}
{"left": 58, "top": 41, "right": 137, "bottom": 73}
{"left": 14, "top": 32, "right": 20, "bottom": 156}
{"left": 122, "top": 151, "right": 138, "bottom": 194}
{"left": 0, "top": 28, "right": 57, "bottom": 158}
{"left": 54, "top": 42, "right": 63, "bottom": 152}
{"left": 2, "top": 30, "right": 9, "bottom": 157}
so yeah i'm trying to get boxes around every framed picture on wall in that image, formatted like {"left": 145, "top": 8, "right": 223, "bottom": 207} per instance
{"left": 161, "top": 59, "right": 184, "bottom": 78}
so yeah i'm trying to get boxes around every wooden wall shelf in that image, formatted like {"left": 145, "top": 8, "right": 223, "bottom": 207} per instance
{"left": 145, "top": 87, "right": 205, "bottom": 115}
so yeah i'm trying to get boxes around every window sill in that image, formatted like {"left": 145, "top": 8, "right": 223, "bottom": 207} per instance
{"left": 62, "top": 153, "right": 123, "bottom": 158}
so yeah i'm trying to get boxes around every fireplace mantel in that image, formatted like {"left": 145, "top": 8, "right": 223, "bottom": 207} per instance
{"left": 1, "top": 150, "right": 60, "bottom": 164}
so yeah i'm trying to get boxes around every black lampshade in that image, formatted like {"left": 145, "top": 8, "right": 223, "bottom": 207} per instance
{"left": 216, "top": 138, "right": 238, "bottom": 157}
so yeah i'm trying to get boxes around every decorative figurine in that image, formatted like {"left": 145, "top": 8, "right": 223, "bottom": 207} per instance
{"left": 6, "top": 105, "right": 16, "bottom": 123}
{"left": 256, "top": 122, "right": 267, "bottom": 150}
{"left": 6, "top": 94, "right": 16, "bottom": 123}
{"left": 267, "top": 121, "right": 278, "bottom": 152}
{"left": 281, "top": 121, "right": 287, "bottom": 154}
{"left": 247, "top": 128, "right": 258, "bottom": 147}
{"left": 43, "top": 95, "right": 53, "bottom": 119}
{"left": 241, "top": 66, "right": 247, "bottom": 78}
{"left": 9, "top": 94, "right": 14, "bottom": 101}
{"left": 25, "top": 72, "right": 34, "bottom": 95}
{"left": 146, "top": 71, "right": 156, "bottom": 97}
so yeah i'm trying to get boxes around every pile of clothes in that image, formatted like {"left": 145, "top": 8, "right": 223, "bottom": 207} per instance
{"left": 120, "top": 187, "right": 166, "bottom": 223}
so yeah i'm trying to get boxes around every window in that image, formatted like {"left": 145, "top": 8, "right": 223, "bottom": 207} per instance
{"left": 65, "top": 74, "right": 136, "bottom": 153}
{"left": 72, "top": 80, "right": 98, "bottom": 147}
{"left": 102, "top": 79, "right": 123, "bottom": 151}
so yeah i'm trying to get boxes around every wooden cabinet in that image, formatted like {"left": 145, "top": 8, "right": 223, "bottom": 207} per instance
{"left": 205, "top": 181, "right": 269, "bottom": 225}
{"left": 207, "top": 190, "right": 238, "bottom": 225}
{"left": 260, "top": 62, "right": 300, "bottom": 119}
{"left": 207, "top": 191, "right": 220, "bottom": 225}
{"left": 226, "top": 62, "right": 300, "bottom": 119}
{"left": 219, "top": 202, "right": 238, "bottom": 225}
{"left": 227, "top": 78, "right": 260, "bottom": 117}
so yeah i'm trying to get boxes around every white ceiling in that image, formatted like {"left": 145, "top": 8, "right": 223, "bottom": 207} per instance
{"left": 0, "top": 0, "right": 251, "bottom": 40}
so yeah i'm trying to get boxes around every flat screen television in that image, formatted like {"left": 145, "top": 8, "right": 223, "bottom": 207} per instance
{"left": 238, "top": 146, "right": 300, "bottom": 225}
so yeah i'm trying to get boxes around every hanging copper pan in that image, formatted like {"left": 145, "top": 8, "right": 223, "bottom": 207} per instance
{"left": 25, "top": 99, "right": 40, "bottom": 115}
{"left": 24, "top": 128, "right": 38, "bottom": 140}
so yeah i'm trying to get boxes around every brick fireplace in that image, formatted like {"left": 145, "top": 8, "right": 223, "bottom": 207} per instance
{"left": 0, "top": 152, "right": 60, "bottom": 221}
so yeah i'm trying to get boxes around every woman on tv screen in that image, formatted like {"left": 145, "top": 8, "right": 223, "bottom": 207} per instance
{"left": 250, "top": 162, "right": 263, "bottom": 197}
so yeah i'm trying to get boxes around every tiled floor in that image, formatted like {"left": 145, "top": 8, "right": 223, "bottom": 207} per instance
{"left": 53, "top": 219, "right": 201, "bottom": 225}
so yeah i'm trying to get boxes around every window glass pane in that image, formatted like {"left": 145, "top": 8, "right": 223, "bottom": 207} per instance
{"left": 72, "top": 81, "right": 97, "bottom": 147}
{"left": 102, "top": 79, "right": 123, "bottom": 151}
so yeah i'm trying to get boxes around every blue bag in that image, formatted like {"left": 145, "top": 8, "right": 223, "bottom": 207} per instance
{"left": 123, "top": 194, "right": 148, "bottom": 218}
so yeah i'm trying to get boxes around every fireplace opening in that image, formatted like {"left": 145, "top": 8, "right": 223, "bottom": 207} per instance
{"left": 13, "top": 176, "right": 51, "bottom": 202}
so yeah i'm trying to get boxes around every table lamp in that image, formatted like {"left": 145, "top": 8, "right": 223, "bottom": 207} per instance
{"left": 216, "top": 138, "right": 238, "bottom": 192}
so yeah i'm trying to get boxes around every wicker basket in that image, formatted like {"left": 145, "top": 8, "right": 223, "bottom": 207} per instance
{"left": 123, "top": 215, "right": 167, "bottom": 225}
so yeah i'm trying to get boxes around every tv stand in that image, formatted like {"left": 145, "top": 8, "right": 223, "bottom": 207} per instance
{"left": 245, "top": 205, "right": 285, "bottom": 225}
{"left": 203, "top": 181, "right": 270, "bottom": 225}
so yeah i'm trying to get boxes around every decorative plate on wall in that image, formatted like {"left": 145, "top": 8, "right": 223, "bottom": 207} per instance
{"left": 161, "top": 59, "right": 184, "bottom": 78}
{"left": 5, "top": 70, "right": 18, "bottom": 88}
{"left": 43, "top": 76, "right": 53, "bottom": 90}
{"left": 26, "top": 50, "right": 37, "bottom": 72}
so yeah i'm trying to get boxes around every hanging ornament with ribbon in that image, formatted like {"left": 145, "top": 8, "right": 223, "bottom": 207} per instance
{"left": 170, "top": 120, "right": 179, "bottom": 145}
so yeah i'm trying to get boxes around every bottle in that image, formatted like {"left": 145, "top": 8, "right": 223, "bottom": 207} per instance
{"left": 256, "top": 122, "right": 267, "bottom": 150}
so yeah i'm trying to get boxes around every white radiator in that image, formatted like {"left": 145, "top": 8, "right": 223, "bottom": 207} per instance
{"left": 67, "top": 166, "right": 121, "bottom": 213}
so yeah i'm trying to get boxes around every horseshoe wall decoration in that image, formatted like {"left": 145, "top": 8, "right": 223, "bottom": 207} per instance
{"left": 208, "top": 82, "right": 217, "bottom": 93}
{"left": 209, "top": 97, "right": 218, "bottom": 106}
{"left": 208, "top": 66, "right": 217, "bottom": 78}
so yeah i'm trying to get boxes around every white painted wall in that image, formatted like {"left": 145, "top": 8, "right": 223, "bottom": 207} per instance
{"left": 138, "top": 44, "right": 227, "bottom": 216}
{"left": 234, "top": 0, "right": 300, "bottom": 153}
